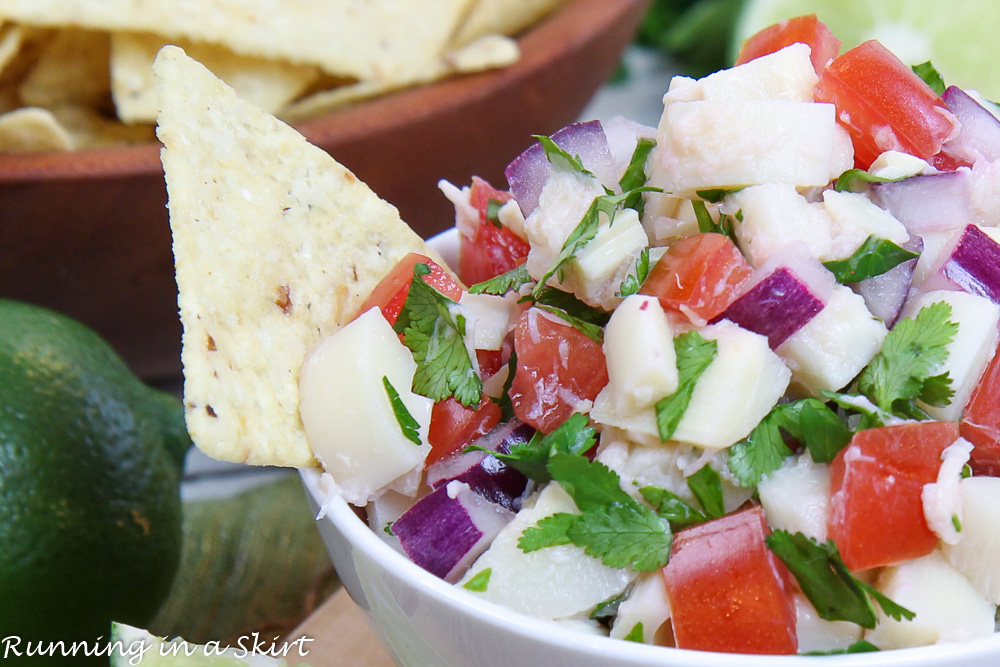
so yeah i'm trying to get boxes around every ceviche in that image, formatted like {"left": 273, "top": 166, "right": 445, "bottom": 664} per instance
{"left": 301, "top": 15, "right": 1000, "bottom": 656}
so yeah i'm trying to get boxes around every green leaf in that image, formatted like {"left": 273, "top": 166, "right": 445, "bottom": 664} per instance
{"left": 640, "top": 485, "right": 707, "bottom": 529}
{"left": 805, "top": 640, "right": 880, "bottom": 655}
{"left": 691, "top": 199, "right": 740, "bottom": 245}
{"left": 797, "top": 399, "right": 854, "bottom": 464}
{"left": 534, "top": 134, "right": 595, "bottom": 177}
{"left": 624, "top": 622, "right": 644, "bottom": 643}
{"left": 834, "top": 168, "right": 903, "bottom": 193}
{"left": 548, "top": 453, "right": 633, "bottom": 512}
{"left": 491, "top": 349, "right": 517, "bottom": 422}
{"left": 566, "top": 503, "right": 673, "bottom": 571}
{"left": 617, "top": 247, "right": 650, "bottom": 298}
{"left": 462, "top": 568, "right": 492, "bottom": 592}
{"left": 686, "top": 465, "right": 725, "bottom": 519}
{"left": 485, "top": 199, "right": 504, "bottom": 227}
{"left": 655, "top": 331, "right": 717, "bottom": 442}
{"left": 856, "top": 301, "right": 957, "bottom": 417}
{"left": 822, "top": 236, "right": 920, "bottom": 284}
{"left": 477, "top": 412, "right": 596, "bottom": 483}
{"left": 590, "top": 591, "right": 626, "bottom": 622}
{"left": 766, "top": 531, "right": 914, "bottom": 629}
{"left": 394, "top": 263, "right": 482, "bottom": 407}
{"left": 912, "top": 61, "right": 946, "bottom": 96}
{"left": 382, "top": 376, "right": 422, "bottom": 445}
{"left": 519, "top": 512, "right": 578, "bottom": 552}
{"left": 524, "top": 286, "right": 611, "bottom": 341}
{"left": 469, "top": 264, "right": 532, "bottom": 295}
{"left": 534, "top": 304, "right": 605, "bottom": 344}
{"left": 619, "top": 137, "right": 657, "bottom": 214}
{"left": 695, "top": 187, "right": 742, "bottom": 203}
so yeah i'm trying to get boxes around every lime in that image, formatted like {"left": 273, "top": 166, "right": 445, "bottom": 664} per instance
{"left": 109, "top": 623, "right": 303, "bottom": 666}
{"left": 0, "top": 300, "right": 190, "bottom": 664}
{"left": 733, "top": 0, "right": 1000, "bottom": 100}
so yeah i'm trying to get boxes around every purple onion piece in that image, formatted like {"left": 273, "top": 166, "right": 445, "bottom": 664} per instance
{"left": 869, "top": 170, "right": 974, "bottom": 233}
{"left": 941, "top": 86, "right": 1000, "bottom": 164}
{"left": 504, "top": 120, "right": 616, "bottom": 217}
{"left": 714, "top": 267, "right": 826, "bottom": 349}
{"left": 854, "top": 236, "right": 923, "bottom": 327}
{"left": 392, "top": 481, "right": 514, "bottom": 583}
{"left": 426, "top": 420, "right": 533, "bottom": 512}
{"left": 923, "top": 225, "right": 1000, "bottom": 303}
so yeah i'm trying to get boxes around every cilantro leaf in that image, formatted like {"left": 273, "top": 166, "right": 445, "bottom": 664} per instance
{"left": 617, "top": 247, "right": 650, "bottom": 298}
{"left": 805, "top": 640, "right": 880, "bottom": 655}
{"left": 695, "top": 187, "right": 743, "bottom": 203}
{"left": 822, "top": 236, "right": 920, "bottom": 284}
{"left": 393, "top": 263, "right": 482, "bottom": 407}
{"left": 692, "top": 199, "right": 741, "bottom": 245}
{"left": 686, "top": 465, "right": 724, "bottom": 519}
{"left": 485, "top": 199, "right": 504, "bottom": 227}
{"left": 912, "top": 61, "right": 946, "bottom": 96}
{"left": 534, "top": 134, "right": 595, "bottom": 177}
{"left": 639, "top": 485, "right": 707, "bottom": 529}
{"left": 619, "top": 137, "right": 656, "bottom": 215}
{"left": 476, "top": 412, "right": 596, "bottom": 483}
{"left": 547, "top": 452, "right": 633, "bottom": 511}
{"left": 519, "top": 512, "right": 577, "bottom": 551}
{"left": 590, "top": 592, "right": 626, "bottom": 622}
{"left": 856, "top": 301, "right": 957, "bottom": 418}
{"left": 382, "top": 376, "right": 421, "bottom": 445}
{"left": 523, "top": 286, "right": 611, "bottom": 343}
{"left": 468, "top": 264, "right": 532, "bottom": 295}
{"left": 765, "top": 531, "right": 914, "bottom": 629}
{"left": 623, "top": 622, "right": 644, "bottom": 643}
{"left": 655, "top": 331, "right": 717, "bottom": 442}
{"left": 534, "top": 304, "right": 605, "bottom": 344}
{"left": 491, "top": 349, "right": 517, "bottom": 421}
{"left": 462, "top": 568, "right": 492, "bottom": 592}
{"left": 834, "top": 169, "right": 903, "bottom": 193}
{"left": 567, "top": 503, "right": 673, "bottom": 571}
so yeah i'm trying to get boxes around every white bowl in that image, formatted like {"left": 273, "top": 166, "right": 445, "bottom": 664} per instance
{"left": 299, "top": 228, "right": 1000, "bottom": 666}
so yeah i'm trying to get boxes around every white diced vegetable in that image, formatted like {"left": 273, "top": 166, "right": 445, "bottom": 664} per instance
{"left": 457, "top": 483, "right": 634, "bottom": 619}
{"left": 654, "top": 99, "right": 837, "bottom": 196}
{"left": 459, "top": 292, "right": 515, "bottom": 351}
{"left": 865, "top": 551, "right": 996, "bottom": 649}
{"left": 672, "top": 320, "right": 791, "bottom": 450}
{"left": 793, "top": 594, "right": 863, "bottom": 654}
{"left": 610, "top": 571, "right": 671, "bottom": 644}
{"left": 901, "top": 290, "right": 1000, "bottom": 421}
{"left": 942, "top": 476, "right": 1000, "bottom": 604}
{"left": 758, "top": 454, "right": 831, "bottom": 541}
{"left": 868, "top": 150, "right": 935, "bottom": 180}
{"left": 727, "top": 183, "right": 833, "bottom": 266}
{"left": 569, "top": 206, "right": 648, "bottom": 306}
{"left": 603, "top": 294, "right": 678, "bottom": 412}
{"left": 777, "top": 285, "right": 888, "bottom": 395}
{"left": 822, "top": 189, "right": 910, "bottom": 260}
{"left": 869, "top": 170, "right": 975, "bottom": 233}
{"left": 698, "top": 43, "right": 818, "bottom": 102}
{"left": 299, "top": 307, "right": 432, "bottom": 506}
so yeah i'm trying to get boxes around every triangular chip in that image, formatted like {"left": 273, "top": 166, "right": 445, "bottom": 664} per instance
{"left": 154, "top": 45, "right": 430, "bottom": 467}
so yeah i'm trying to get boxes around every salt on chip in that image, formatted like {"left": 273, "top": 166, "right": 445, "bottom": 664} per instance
{"left": 111, "top": 32, "right": 320, "bottom": 124}
{"left": 0, "top": 105, "right": 72, "bottom": 151}
{"left": 154, "top": 45, "right": 432, "bottom": 468}
{"left": 2, "top": 0, "right": 475, "bottom": 82}
{"left": 18, "top": 29, "right": 111, "bottom": 109}
{"left": 452, "top": 0, "right": 568, "bottom": 47}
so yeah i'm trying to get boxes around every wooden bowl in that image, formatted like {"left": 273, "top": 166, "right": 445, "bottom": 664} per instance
{"left": 0, "top": 0, "right": 650, "bottom": 381}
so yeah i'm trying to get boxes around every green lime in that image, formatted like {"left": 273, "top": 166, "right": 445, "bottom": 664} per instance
{"left": 109, "top": 623, "right": 302, "bottom": 666}
{"left": 733, "top": 0, "right": 1000, "bottom": 100}
{"left": 0, "top": 300, "right": 190, "bottom": 664}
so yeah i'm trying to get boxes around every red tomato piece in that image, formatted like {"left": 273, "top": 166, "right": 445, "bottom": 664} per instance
{"left": 735, "top": 14, "right": 841, "bottom": 75}
{"left": 459, "top": 176, "right": 530, "bottom": 286}
{"left": 662, "top": 506, "right": 797, "bottom": 655}
{"left": 828, "top": 421, "right": 960, "bottom": 571}
{"left": 960, "top": 341, "right": 1000, "bottom": 476}
{"left": 815, "top": 40, "right": 956, "bottom": 170}
{"left": 355, "top": 253, "right": 463, "bottom": 327}
{"left": 426, "top": 396, "right": 502, "bottom": 466}
{"left": 476, "top": 348, "right": 504, "bottom": 381}
{"left": 639, "top": 233, "right": 752, "bottom": 325}
{"left": 509, "top": 308, "right": 608, "bottom": 433}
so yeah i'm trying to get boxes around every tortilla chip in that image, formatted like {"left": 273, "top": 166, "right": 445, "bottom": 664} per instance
{"left": 49, "top": 104, "right": 155, "bottom": 147}
{"left": 452, "top": 0, "right": 568, "bottom": 46}
{"left": 154, "top": 45, "right": 431, "bottom": 467}
{"left": 3, "top": 0, "right": 475, "bottom": 81}
{"left": 0, "top": 22, "right": 24, "bottom": 76}
{"left": 0, "top": 105, "right": 72, "bottom": 151}
{"left": 111, "top": 32, "right": 320, "bottom": 124}
{"left": 18, "top": 28, "right": 111, "bottom": 109}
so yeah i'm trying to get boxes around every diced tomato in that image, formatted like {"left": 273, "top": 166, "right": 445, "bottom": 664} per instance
{"left": 458, "top": 176, "right": 530, "bottom": 286}
{"left": 426, "top": 396, "right": 502, "bottom": 466}
{"left": 662, "top": 506, "right": 798, "bottom": 655}
{"left": 815, "top": 40, "right": 956, "bottom": 170}
{"left": 355, "top": 253, "right": 463, "bottom": 327}
{"left": 735, "top": 14, "right": 841, "bottom": 76}
{"left": 476, "top": 348, "right": 504, "bottom": 381}
{"left": 828, "top": 421, "right": 960, "bottom": 571}
{"left": 639, "top": 233, "right": 753, "bottom": 325}
{"left": 509, "top": 307, "right": 608, "bottom": 433}
{"left": 960, "top": 341, "right": 1000, "bottom": 476}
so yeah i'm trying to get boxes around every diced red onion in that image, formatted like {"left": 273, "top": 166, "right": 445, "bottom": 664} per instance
{"left": 504, "top": 120, "right": 617, "bottom": 217}
{"left": 869, "top": 170, "right": 975, "bottom": 232}
{"left": 940, "top": 86, "right": 1000, "bottom": 164}
{"left": 854, "top": 236, "right": 923, "bottom": 327}
{"left": 392, "top": 481, "right": 514, "bottom": 583}
{"left": 426, "top": 420, "right": 534, "bottom": 512}
{"left": 923, "top": 224, "right": 1000, "bottom": 303}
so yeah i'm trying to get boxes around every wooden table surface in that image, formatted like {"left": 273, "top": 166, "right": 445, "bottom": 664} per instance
{"left": 286, "top": 588, "right": 395, "bottom": 667}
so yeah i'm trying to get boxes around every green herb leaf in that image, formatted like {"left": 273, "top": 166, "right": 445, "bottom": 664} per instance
{"left": 548, "top": 452, "right": 633, "bottom": 511}
{"left": 491, "top": 349, "right": 517, "bottom": 422}
{"left": 590, "top": 592, "right": 626, "bottom": 622}
{"left": 912, "top": 61, "right": 946, "bottom": 96}
{"left": 525, "top": 286, "right": 611, "bottom": 326}
{"left": 566, "top": 503, "right": 673, "bottom": 571}
{"left": 805, "top": 640, "right": 880, "bottom": 655}
{"left": 534, "top": 134, "right": 595, "bottom": 177}
{"left": 384, "top": 521, "right": 395, "bottom": 536}
{"left": 765, "top": 531, "right": 914, "bottom": 629}
{"left": 519, "top": 512, "right": 577, "bottom": 552}
{"left": 469, "top": 264, "right": 532, "bottom": 295}
{"left": 639, "top": 485, "right": 707, "bottom": 529}
{"left": 462, "top": 568, "right": 492, "bottom": 592}
{"left": 394, "top": 263, "right": 483, "bottom": 407}
{"left": 686, "top": 465, "right": 725, "bottom": 519}
{"left": 834, "top": 169, "right": 904, "bottom": 193}
{"left": 485, "top": 199, "right": 504, "bottom": 227}
{"left": 822, "top": 236, "right": 920, "bottom": 284}
{"left": 856, "top": 301, "right": 957, "bottom": 417}
{"left": 476, "top": 412, "right": 596, "bottom": 484}
{"left": 624, "top": 622, "right": 644, "bottom": 643}
{"left": 691, "top": 199, "right": 740, "bottom": 245}
{"left": 382, "top": 376, "right": 422, "bottom": 445}
{"left": 655, "top": 331, "right": 717, "bottom": 442}
{"left": 619, "top": 137, "right": 657, "bottom": 214}
{"left": 534, "top": 304, "right": 605, "bottom": 344}
{"left": 696, "top": 187, "right": 742, "bottom": 203}
{"left": 617, "top": 247, "right": 650, "bottom": 298}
